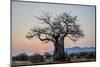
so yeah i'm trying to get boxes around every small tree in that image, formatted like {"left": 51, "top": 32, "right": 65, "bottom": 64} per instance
{"left": 30, "top": 53, "right": 44, "bottom": 63}
{"left": 44, "top": 52, "right": 52, "bottom": 62}
{"left": 15, "top": 53, "right": 29, "bottom": 61}
{"left": 26, "top": 11, "right": 84, "bottom": 61}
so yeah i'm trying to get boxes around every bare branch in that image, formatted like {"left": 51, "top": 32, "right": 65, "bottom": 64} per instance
{"left": 67, "top": 36, "right": 77, "bottom": 42}
{"left": 37, "top": 34, "right": 55, "bottom": 43}
{"left": 30, "top": 27, "right": 53, "bottom": 36}
{"left": 35, "top": 12, "right": 55, "bottom": 34}
{"left": 25, "top": 32, "right": 37, "bottom": 39}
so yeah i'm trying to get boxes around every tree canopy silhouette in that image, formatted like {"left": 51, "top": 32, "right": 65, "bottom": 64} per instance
{"left": 26, "top": 11, "right": 84, "bottom": 61}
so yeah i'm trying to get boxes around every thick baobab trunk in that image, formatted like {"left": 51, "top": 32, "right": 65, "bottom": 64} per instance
{"left": 54, "top": 37, "right": 66, "bottom": 61}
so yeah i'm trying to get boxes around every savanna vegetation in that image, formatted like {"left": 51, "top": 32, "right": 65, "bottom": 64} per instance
{"left": 12, "top": 51, "right": 96, "bottom": 66}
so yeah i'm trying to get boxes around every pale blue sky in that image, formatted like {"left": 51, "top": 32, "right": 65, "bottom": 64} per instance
{"left": 12, "top": 1, "right": 96, "bottom": 56}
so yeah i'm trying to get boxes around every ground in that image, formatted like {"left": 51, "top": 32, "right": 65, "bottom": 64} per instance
{"left": 12, "top": 58, "right": 96, "bottom": 67}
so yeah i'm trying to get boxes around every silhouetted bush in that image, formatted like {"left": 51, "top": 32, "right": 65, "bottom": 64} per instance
{"left": 70, "top": 53, "right": 75, "bottom": 58}
{"left": 12, "top": 53, "right": 29, "bottom": 61}
{"left": 29, "top": 53, "right": 44, "bottom": 63}
{"left": 45, "top": 52, "right": 51, "bottom": 59}
{"left": 79, "top": 52, "right": 88, "bottom": 57}
{"left": 85, "top": 52, "right": 96, "bottom": 59}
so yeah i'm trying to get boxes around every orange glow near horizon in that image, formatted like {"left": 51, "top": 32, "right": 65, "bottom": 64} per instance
{"left": 12, "top": 33, "right": 95, "bottom": 56}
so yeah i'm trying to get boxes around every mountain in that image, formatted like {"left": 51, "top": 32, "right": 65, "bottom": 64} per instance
{"left": 64, "top": 46, "right": 96, "bottom": 54}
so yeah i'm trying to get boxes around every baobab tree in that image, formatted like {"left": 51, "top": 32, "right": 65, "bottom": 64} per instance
{"left": 26, "top": 11, "right": 84, "bottom": 61}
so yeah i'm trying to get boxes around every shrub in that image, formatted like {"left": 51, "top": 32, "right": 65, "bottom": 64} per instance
{"left": 29, "top": 53, "right": 44, "bottom": 63}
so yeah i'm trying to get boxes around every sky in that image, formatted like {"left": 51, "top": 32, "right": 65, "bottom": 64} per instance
{"left": 12, "top": 1, "right": 96, "bottom": 56}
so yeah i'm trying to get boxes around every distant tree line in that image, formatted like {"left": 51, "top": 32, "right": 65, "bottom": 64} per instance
{"left": 69, "top": 51, "right": 96, "bottom": 59}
